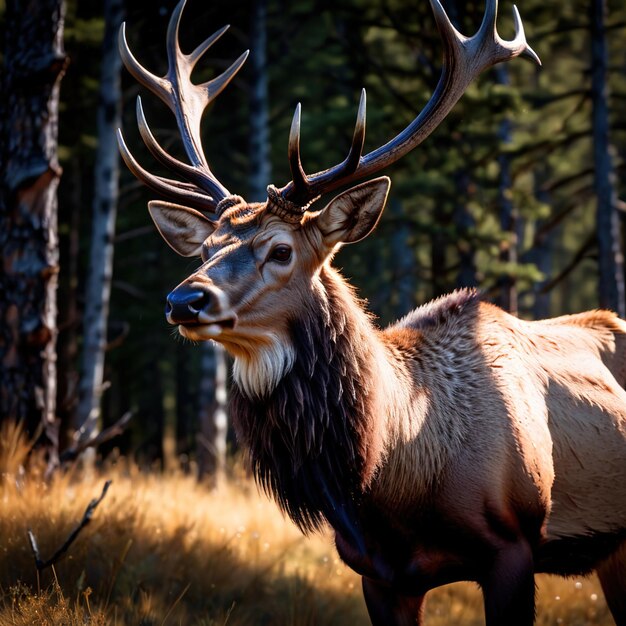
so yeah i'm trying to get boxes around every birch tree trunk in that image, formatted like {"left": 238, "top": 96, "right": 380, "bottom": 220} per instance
{"left": 196, "top": 0, "right": 272, "bottom": 482}
{"left": 75, "top": 0, "right": 124, "bottom": 442}
{"left": 175, "top": 341, "right": 195, "bottom": 471}
{"left": 590, "top": 0, "right": 625, "bottom": 315}
{"left": 197, "top": 342, "right": 228, "bottom": 486}
{"left": 0, "top": 0, "right": 67, "bottom": 470}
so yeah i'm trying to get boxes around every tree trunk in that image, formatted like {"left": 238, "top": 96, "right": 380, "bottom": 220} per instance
{"left": 430, "top": 212, "right": 449, "bottom": 298}
{"left": 138, "top": 353, "right": 165, "bottom": 467}
{"left": 389, "top": 198, "right": 416, "bottom": 316}
{"left": 75, "top": 0, "right": 125, "bottom": 443}
{"left": 175, "top": 342, "right": 195, "bottom": 471}
{"left": 197, "top": 342, "right": 228, "bottom": 486}
{"left": 454, "top": 167, "right": 478, "bottom": 289}
{"left": 0, "top": 0, "right": 67, "bottom": 470}
{"left": 248, "top": 0, "right": 271, "bottom": 201}
{"left": 590, "top": 0, "right": 625, "bottom": 315}
{"left": 56, "top": 158, "right": 82, "bottom": 448}
{"left": 194, "top": 0, "right": 271, "bottom": 479}
{"left": 494, "top": 65, "right": 518, "bottom": 315}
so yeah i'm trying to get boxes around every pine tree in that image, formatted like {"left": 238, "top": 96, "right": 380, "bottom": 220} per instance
{"left": 0, "top": 0, "right": 68, "bottom": 471}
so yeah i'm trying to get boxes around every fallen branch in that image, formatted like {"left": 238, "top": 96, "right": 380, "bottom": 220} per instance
{"left": 27, "top": 480, "right": 112, "bottom": 572}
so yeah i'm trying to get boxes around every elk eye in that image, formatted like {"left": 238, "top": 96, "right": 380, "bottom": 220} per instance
{"left": 269, "top": 244, "right": 292, "bottom": 263}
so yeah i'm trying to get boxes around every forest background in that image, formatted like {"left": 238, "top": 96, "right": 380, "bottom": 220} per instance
{"left": 2, "top": 0, "right": 626, "bottom": 471}
{"left": 0, "top": 0, "right": 625, "bottom": 623}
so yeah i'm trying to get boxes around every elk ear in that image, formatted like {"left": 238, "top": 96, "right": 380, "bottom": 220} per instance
{"left": 316, "top": 177, "right": 391, "bottom": 245}
{"left": 148, "top": 201, "right": 216, "bottom": 257}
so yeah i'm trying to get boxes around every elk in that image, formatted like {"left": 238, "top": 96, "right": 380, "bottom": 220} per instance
{"left": 118, "top": 1, "right": 626, "bottom": 624}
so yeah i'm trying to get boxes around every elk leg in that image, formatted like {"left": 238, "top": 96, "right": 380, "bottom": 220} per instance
{"left": 362, "top": 577, "right": 425, "bottom": 626}
{"left": 596, "top": 541, "right": 626, "bottom": 626}
{"left": 481, "top": 540, "right": 535, "bottom": 626}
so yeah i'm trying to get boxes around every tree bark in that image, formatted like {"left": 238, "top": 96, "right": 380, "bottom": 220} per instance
{"left": 0, "top": 0, "right": 67, "bottom": 469}
{"left": 75, "top": 0, "right": 125, "bottom": 442}
{"left": 197, "top": 342, "right": 228, "bottom": 486}
{"left": 175, "top": 341, "right": 195, "bottom": 471}
{"left": 248, "top": 0, "right": 271, "bottom": 201}
{"left": 137, "top": 353, "right": 165, "bottom": 467}
{"left": 590, "top": 0, "right": 625, "bottom": 315}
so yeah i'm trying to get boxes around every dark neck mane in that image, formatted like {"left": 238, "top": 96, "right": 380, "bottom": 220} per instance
{"left": 230, "top": 268, "right": 377, "bottom": 535}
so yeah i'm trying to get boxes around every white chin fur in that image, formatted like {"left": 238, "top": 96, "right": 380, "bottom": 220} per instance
{"left": 232, "top": 336, "right": 296, "bottom": 398}
{"left": 178, "top": 324, "right": 223, "bottom": 341}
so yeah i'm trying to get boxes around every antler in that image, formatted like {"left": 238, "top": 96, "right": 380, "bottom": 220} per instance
{"left": 278, "top": 0, "right": 540, "bottom": 207}
{"left": 117, "top": 0, "right": 248, "bottom": 213}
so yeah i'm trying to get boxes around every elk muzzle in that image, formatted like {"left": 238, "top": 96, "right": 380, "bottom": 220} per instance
{"left": 165, "top": 281, "right": 235, "bottom": 336}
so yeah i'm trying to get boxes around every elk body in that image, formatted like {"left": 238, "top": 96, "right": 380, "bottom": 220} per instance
{"left": 118, "top": 2, "right": 626, "bottom": 624}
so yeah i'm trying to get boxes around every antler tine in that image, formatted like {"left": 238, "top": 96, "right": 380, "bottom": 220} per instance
{"left": 327, "top": 89, "right": 368, "bottom": 185}
{"left": 117, "top": 129, "right": 217, "bottom": 212}
{"left": 429, "top": 0, "right": 465, "bottom": 44}
{"left": 119, "top": 23, "right": 170, "bottom": 102}
{"left": 479, "top": 0, "right": 498, "bottom": 36}
{"left": 119, "top": 0, "right": 250, "bottom": 212}
{"left": 510, "top": 5, "right": 542, "bottom": 65}
{"left": 165, "top": 0, "right": 186, "bottom": 70}
{"left": 284, "top": 91, "right": 367, "bottom": 205}
{"left": 287, "top": 104, "right": 309, "bottom": 198}
{"left": 188, "top": 24, "right": 230, "bottom": 71}
{"left": 477, "top": 0, "right": 540, "bottom": 65}
{"left": 162, "top": 5, "right": 214, "bottom": 171}
{"left": 200, "top": 50, "right": 250, "bottom": 104}
{"left": 279, "top": 0, "right": 540, "bottom": 204}
{"left": 135, "top": 96, "right": 223, "bottom": 197}
{"left": 343, "top": 89, "right": 367, "bottom": 176}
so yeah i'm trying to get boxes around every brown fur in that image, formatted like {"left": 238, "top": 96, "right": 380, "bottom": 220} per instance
{"left": 145, "top": 179, "right": 626, "bottom": 626}
{"left": 121, "top": 3, "right": 574, "bottom": 619}
{"left": 229, "top": 279, "right": 626, "bottom": 624}
{"left": 230, "top": 267, "right": 380, "bottom": 538}
{"left": 147, "top": 192, "right": 626, "bottom": 624}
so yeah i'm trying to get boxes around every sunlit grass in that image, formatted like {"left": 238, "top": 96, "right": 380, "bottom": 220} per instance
{"left": 0, "top": 425, "right": 615, "bottom": 625}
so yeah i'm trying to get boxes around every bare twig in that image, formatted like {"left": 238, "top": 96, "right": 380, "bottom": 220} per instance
{"left": 60, "top": 412, "right": 132, "bottom": 464}
{"left": 27, "top": 480, "right": 112, "bottom": 572}
{"left": 114, "top": 224, "right": 154, "bottom": 243}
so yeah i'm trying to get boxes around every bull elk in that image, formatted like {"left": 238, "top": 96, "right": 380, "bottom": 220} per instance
{"left": 118, "top": 1, "right": 626, "bottom": 624}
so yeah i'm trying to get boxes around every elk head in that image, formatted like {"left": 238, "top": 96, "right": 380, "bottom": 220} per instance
{"left": 118, "top": 0, "right": 539, "bottom": 396}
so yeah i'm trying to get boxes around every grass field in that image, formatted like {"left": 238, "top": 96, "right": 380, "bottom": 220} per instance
{"left": 0, "top": 422, "right": 615, "bottom": 625}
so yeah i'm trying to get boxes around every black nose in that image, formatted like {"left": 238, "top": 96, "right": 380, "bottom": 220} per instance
{"left": 165, "top": 284, "right": 212, "bottom": 324}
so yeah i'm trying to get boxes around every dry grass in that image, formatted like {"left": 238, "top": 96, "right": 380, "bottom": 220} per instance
{"left": 0, "top": 425, "right": 615, "bottom": 625}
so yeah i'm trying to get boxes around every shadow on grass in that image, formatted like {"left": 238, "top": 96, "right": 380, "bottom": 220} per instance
{"left": 0, "top": 476, "right": 368, "bottom": 625}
